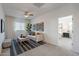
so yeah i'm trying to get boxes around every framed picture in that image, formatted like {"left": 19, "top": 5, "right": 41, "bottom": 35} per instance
{"left": 0, "top": 19, "right": 4, "bottom": 33}
{"left": 32, "top": 22, "right": 44, "bottom": 31}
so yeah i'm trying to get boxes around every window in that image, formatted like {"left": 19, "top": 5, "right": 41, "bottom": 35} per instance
{"left": 14, "top": 22, "right": 25, "bottom": 31}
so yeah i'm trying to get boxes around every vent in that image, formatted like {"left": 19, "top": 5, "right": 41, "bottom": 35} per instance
{"left": 33, "top": 3, "right": 45, "bottom": 8}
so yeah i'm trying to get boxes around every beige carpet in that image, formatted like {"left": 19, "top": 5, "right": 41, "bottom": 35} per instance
{"left": 0, "top": 44, "right": 79, "bottom": 56}
{"left": 18, "top": 44, "right": 79, "bottom": 56}
{"left": 0, "top": 48, "right": 10, "bottom": 56}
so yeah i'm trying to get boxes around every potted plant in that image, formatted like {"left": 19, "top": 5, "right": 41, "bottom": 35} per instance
{"left": 25, "top": 23, "right": 32, "bottom": 35}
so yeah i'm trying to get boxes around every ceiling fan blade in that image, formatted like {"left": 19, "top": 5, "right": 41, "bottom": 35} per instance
{"left": 29, "top": 13, "right": 33, "bottom": 16}
{"left": 24, "top": 11, "right": 29, "bottom": 15}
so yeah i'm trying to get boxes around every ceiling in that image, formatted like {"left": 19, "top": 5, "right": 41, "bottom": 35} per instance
{"left": 2, "top": 3, "right": 65, "bottom": 19}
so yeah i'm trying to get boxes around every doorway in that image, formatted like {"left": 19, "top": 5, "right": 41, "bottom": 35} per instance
{"left": 58, "top": 15, "right": 73, "bottom": 50}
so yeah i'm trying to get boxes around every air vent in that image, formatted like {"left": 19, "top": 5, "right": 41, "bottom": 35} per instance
{"left": 33, "top": 3, "right": 45, "bottom": 8}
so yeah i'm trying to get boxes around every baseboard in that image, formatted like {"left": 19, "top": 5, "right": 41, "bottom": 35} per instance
{"left": 43, "top": 40, "right": 58, "bottom": 46}
{"left": 0, "top": 46, "right": 2, "bottom": 55}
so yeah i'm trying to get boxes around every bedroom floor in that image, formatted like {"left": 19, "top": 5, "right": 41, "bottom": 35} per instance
{"left": 18, "top": 44, "right": 79, "bottom": 56}
{"left": 58, "top": 38, "right": 72, "bottom": 50}
{"left": 0, "top": 48, "right": 10, "bottom": 56}
{"left": 0, "top": 44, "right": 79, "bottom": 56}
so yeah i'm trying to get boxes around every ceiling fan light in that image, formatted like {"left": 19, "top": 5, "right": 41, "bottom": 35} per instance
{"left": 24, "top": 11, "right": 33, "bottom": 17}
{"left": 24, "top": 15, "right": 29, "bottom": 17}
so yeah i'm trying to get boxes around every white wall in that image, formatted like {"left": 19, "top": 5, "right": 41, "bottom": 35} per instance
{"left": 72, "top": 4, "right": 79, "bottom": 53}
{"left": 0, "top": 4, "right": 5, "bottom": 53}
{"left": 31, "top": 4, "right": 73, "bottom": 46}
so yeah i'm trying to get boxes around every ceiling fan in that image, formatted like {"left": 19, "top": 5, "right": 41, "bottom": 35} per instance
{"left": 24, "top": 11, "right": 33, "bottom": 17}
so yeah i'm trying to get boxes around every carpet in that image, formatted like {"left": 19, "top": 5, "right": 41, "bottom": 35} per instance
{"left": 10, "top": 39, "right": 45, "bottom": 56}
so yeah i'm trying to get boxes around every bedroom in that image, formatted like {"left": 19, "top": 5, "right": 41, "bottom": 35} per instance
{"left": 0, "top": 3, "right": 79, "bottom": 56}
